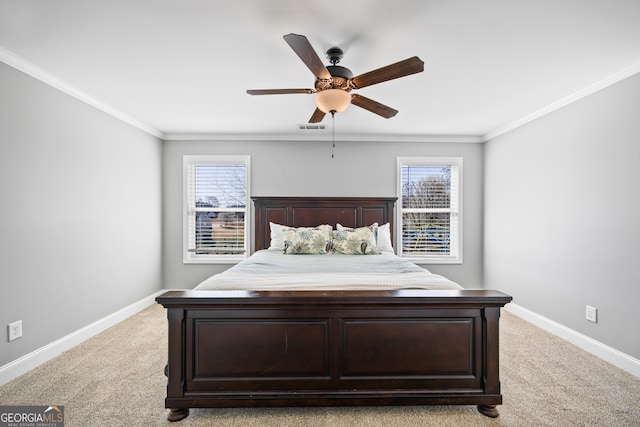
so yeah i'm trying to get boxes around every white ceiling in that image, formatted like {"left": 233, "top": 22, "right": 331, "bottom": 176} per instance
{"left": 1, "top": 0, "right": 639, "bottom": 141}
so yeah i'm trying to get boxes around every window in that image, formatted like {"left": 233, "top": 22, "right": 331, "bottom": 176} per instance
{"left": 183, "top": 155, "right": 250, "bottom": 263}
{"left": 397, "top": 157, "right": 462, "bottom": 263}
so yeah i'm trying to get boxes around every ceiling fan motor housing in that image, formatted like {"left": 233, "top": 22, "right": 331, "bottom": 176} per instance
{"left": 316, "top": 65, "right": 354, "bottom": 91}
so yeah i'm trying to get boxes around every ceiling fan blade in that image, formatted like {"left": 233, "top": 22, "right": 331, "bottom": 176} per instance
{"left": 309, "top": 108, "right": 326, "bottom": 123}
{"left": 351, "top": 94, "right": 398, "bottom": 118}
{"left": 247, "top": 89, "right": 313, "bottom": 95}
{"left": 351, "top": 56, "right": 424, "bottom": 89}
{"left": 283, "top": 33, "right": 331, "bottom": 80}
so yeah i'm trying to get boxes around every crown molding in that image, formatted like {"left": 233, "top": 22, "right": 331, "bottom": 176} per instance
{"left": 4, "top": 44, "right": 638, "bottom": 144}
{"left": 0, "top": 46, "right": 164, "bottom": 139}
{"left": 483, "top": 62, "right": 640, "bottom": 142}
{"left": 162, "top": 132, "right": 484, "bottom": 143}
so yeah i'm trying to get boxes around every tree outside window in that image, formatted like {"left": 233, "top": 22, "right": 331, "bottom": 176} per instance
{"left": 398, "top": 158, "right": 461, "bottom": 263}
{"left": 184, "top": 156, "right": 250, "bottom": 263}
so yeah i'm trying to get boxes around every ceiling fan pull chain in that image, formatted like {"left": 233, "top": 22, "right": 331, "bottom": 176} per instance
{"left": 331, "top": 111, "right": 336, "bottom": 158}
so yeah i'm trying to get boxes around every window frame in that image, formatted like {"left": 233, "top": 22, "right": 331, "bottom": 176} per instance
{"left": 183, "top": 155, "right": 251, "bottom": 264}
{"left": 396, "top": 157, "right": 463, "bottom": 264}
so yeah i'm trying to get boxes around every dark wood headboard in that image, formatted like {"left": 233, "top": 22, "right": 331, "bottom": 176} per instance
{"left": 252, "top": 197, "right": 397, "bottom": 251}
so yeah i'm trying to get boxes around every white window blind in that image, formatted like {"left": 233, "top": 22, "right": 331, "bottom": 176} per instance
{"left": 184, "top": 156, "right": 250, "bottom": 263}
{"left": 397, "top": 157, "right": 462, "bottom": 263}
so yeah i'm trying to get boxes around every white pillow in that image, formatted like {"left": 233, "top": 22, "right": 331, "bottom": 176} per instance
{"left": 376, "top": 222, "right": 394, "bottom": 253}
{"left": 336, "top": 222, "right": 394, "bottom": 253}
{"left": 269, "top": 222, "right": 288, "bottom": 250}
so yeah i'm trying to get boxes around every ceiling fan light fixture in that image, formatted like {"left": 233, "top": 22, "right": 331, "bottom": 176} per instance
{"left": 315, "top": 89, "right": 351, "bottom": 113}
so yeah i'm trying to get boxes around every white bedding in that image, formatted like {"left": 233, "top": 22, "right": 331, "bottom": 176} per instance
{"left": 195, "top": 249, "right": 463, "bottom": 291}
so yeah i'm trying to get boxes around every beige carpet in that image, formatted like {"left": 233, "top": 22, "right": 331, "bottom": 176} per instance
{"left": 1, "top": 304, "right": 639, "bottom": 427}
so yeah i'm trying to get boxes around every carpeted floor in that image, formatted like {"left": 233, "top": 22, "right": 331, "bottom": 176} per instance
{"left": 1, "top": 304, "right": 639, "bottom": 426}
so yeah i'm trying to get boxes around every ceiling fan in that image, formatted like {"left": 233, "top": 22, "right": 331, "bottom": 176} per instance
{"left": 247, "top": 33, "right": 425, "bottom": 123}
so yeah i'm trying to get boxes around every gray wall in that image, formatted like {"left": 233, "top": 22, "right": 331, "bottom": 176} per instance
{"left": 8, "top": 50, "right": 637, "bottom": 374}
{"left": 163, "top": 139, "right": 484, "bottom": 290}
{"left": 0, "top": 62, "right": 163, "bottom": 366}
{"left": 484, "top": 73, "right": 640, "bottom": 359}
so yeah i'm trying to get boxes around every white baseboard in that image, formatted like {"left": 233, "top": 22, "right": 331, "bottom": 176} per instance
{"left": 3, "top": 296, "right": 638, "bottom": 386}
{"left": 0, "top": 290, "right": 166, "bottom": 386}
{"left": 504, "top": 303, "right": 640, "bottom": 379}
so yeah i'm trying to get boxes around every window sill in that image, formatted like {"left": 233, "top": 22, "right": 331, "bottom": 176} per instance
{"left": 401, "top": 256, "right": 462, "bottom": 265}
{"left": 183, "top": 255, "right": 247, "bottom": 265}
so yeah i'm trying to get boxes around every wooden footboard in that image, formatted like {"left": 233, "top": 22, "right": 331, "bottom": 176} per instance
{"left": 157, "top": 289, "right": 511, "bottom": 421}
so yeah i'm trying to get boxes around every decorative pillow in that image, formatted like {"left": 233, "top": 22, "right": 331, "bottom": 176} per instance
{"left": 283, "top": 224, "right": 333, "bottom": 254}
{"left": 336, "top": 222, "right": 393, "bottom": 252}
{"left": 332, "top": 226, "right": 381, "bottom": 255}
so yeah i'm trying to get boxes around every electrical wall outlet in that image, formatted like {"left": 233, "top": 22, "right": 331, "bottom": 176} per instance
{"left": 8, "top": 320, "right": 22, "bottom": 341}
{"left": 586, "top": 305, "right": 597, "bottom": 323}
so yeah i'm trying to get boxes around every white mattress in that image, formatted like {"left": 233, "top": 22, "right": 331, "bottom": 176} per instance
{"left": 195, "top": 249, "right": 463, "bottom": 291}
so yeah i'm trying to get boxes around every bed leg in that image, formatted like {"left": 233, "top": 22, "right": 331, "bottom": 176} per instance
{"left": 477, "top": 405, "right": 500, "bottom": 418}
{"left": 167, "top": 408, "right": 189, "bottom": 422}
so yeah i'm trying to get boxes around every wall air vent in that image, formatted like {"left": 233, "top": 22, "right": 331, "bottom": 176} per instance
{"left": 298, "top": 124, "right": 326, "bottom": 131}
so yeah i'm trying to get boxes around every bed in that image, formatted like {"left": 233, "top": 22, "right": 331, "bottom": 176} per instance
{"left": 156, "top": 196, "right": 512, "bottom": 421}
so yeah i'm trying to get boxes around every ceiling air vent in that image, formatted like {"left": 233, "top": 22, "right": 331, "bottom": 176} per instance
{"left": 298, "top": 124, "right": 326, "bottom": 131}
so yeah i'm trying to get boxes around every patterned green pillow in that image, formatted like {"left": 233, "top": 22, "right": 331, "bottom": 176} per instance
{"left": 332, "top": 226, "right": 381, "bottom": 255}
{"left": 283, "top": 225, "right": 333, "bottom": 254}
